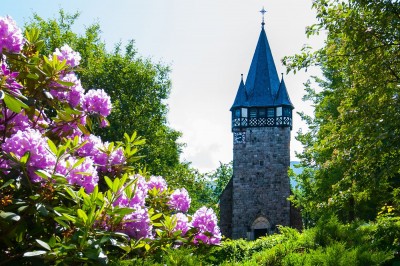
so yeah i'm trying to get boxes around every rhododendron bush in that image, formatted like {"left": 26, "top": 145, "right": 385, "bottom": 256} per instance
{"left": 0, "top": 16, "right": 220, "bottom": 264}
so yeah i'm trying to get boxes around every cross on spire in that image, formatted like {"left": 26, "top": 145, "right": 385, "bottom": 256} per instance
{"left": 260, "top": 7, "right": 267, "bottom": 27}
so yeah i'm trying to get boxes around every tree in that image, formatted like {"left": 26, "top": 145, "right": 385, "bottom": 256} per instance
{"left": 206, "top": 161, "right": 232, "bottom": 204}
{"left": 23, "top": 10, "right": 215, "bottom": 211}
{"left": 285, "top": 0, "right": 400, "bottom": 223}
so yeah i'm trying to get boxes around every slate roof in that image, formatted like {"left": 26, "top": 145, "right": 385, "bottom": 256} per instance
{"left": 231, "top": 75, "right": 247, "bottom": 108}
{"left": 275, "top": 76, "right": 293, "bottom": 108}
{"left": 231, "top": 25, "right": 293, "bottom": 110}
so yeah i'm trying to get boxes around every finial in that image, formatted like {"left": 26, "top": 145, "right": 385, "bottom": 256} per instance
{"left": 260, "top": 7, "right": 267, "bottom": 27}
{"left": 241, "top": 73, "right": 243, "bottom": 81}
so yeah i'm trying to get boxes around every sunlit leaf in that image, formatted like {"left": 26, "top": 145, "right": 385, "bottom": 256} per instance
{"left": 23, "top": 250, "right": 47, "bottom": 257}
{"left": 36, "top": 239, "right": 51, "bottom": 251}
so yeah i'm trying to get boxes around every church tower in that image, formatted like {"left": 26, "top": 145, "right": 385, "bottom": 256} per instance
{"left": 220, "top": 8, "right": 294, "bottom": 239}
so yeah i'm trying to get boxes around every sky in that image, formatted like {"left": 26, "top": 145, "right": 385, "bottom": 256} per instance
{"left": 3, "top": 0, "right": 324, "bottom": 173}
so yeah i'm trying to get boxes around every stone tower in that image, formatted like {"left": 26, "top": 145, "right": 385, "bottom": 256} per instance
{"left": 219, "top": 10, "right": 294, "bottom": 239}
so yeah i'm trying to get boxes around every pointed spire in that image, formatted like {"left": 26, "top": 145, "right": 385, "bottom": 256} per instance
{"left": 231, "top": 74, "right": 248, "bottom": 110}
{"left": 275, "top": 74, "right": 293, "bottom": 108}
{"left": 244, "top": 21, "right": 280, "bottom": 107}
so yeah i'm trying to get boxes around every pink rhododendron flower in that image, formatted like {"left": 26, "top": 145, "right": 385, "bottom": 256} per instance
{"left": 173, "top": 212, "right": 190, "bottom": 236}
{"left": 2, "top": 129, "right": 56, "bottom": 182}
{"left": 0, "top": 16, "right": 24, "bottom": 53}
{"left": 168, "top": 188, "right": 191, "bottom": 213}
{"left": 1, "top": 62, "right": 22, "bottom": 95}
{"left": 191, "top": 206, "right": 221, "bottom": 245}
{"left": 147, "top": 175, "right": 167, "bottom": 192}
{"left": 94, "top": 143, "right": 126, "bottom": 173}
{"left": 114, "top": 174, "right": 148, "bottom": 208}
{"left": 121, "top": 207, "right": 153, "bottom": 240}
{"left": 57, "top": 156, "right": 98, "bottom": 193}
{"left": 50, "top": 73, "right": 84, "bottom": 107}
{"left": 0, "top": 109, "right": 49, "bottom": 135}
{"left": 52, "top": 44, "right": 81, "bottom": 67}
{"left": 82, "top": 89, "right": 112, "bottom": 117}
{"left": 76, "top": 134, "right": 103, "bottom": 158}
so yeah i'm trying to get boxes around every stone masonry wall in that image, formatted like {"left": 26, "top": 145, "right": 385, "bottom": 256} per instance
{"left": 219, "top": 178, "right": 233, "bottom": 238}
{"left": 231, "top": 127, "right": 291, "bottom": 239}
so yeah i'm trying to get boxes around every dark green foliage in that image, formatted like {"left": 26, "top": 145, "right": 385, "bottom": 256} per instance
{"left": 206, "top": 161, "right": 232, "bottom": 203}
{"left": 170, "top": 216, "right": 397, "bottom": 265}
{"left": 284, "top": 0, "right": 400, "bottom": 224}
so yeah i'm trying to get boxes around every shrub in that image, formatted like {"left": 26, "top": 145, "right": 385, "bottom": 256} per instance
{"left": 0, "top": 16, "right": 221, "bottom": 265}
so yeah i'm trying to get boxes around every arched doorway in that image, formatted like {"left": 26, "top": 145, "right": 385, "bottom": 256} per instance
{"left": 251, "top": 216, "right": 270, "bottom": 239}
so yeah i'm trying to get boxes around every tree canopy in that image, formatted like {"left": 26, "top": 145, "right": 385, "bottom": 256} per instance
{"left": 285, "top": 0, "right": 400, "bottom": 224}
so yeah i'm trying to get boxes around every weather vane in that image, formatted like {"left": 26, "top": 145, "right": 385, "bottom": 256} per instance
{"left": 260, "top": 7, "right": 267, "bottom": 27}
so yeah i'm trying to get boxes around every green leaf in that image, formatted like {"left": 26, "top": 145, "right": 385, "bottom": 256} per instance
{"left": 36, "top": 203, "right": 49, "bottom": 216}
{"left": 48, "top": 236, "right": 56, "bottom": 248}
{"left": 23, "top": 250, "right": 47, "bottom": 257}
{"left": 0, "top": 179, "right": 14, "bottom": 189}
{"left": 62, "top": 213, "right": 76, "bottom": 223}
{"left": 113, "top": 207, "right": 135, "bottom": 216}
{"left": 56, "top": 80, "right": 75, "bottom": 87}
{"left": 3, "top": 93, "right": 28, "bottom": 113}
{"left": 35, "top": 170, "right": 50, "bottom": 180}
{"left": 36, "top": 239, "right": 51, "bottom": 251}
{"left": 19, "top": 151, "right": 31, "bottom": 165}
{"left": 104, "top": 176, "right": 113, "bottom": 190}
{"left": 54, "top": 217, "right": 70, "bottom": 228}
{"left": 116, "top": 243, "right": 131, "bottom": 252}
{"left": 26, "top": 73, "right": 39, "bottom": 80}
{"left": 112, "top": 178, "right": 120, "bottom": 193}
{"left": 72, "top": 157, "right": 85, "bottom": 169}
{"left": 151, "top": 213, "right": 163, "bottom": 221}
{"left": 0, "top": 211, "right": 20, "bottom": 221}
{"left": 77, "top": 209, "right": 88, "bottom": 224}
{"left": 77, "top": 124, "right": 90, "bottom": 135}
{"left": 47, "top": 139, "right": 58, "bottom": 154}
{"left": 18, "top": 205, "right": 29, "bottom": 212}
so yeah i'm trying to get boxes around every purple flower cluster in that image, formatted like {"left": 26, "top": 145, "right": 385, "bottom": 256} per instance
{"left": 57, "top": 157, "right": 99, "bottom": 193}
{"left": 191, "top": 207, "right": 221, "bottom": 245}
{"left": 82, "top": 89, "right": 112, "bottom": 117}
{"left": 2, "top": 129, "right": 56, "bottom": 182}
{"left": 168, "top": 188, "right": 191, "bottom": 213}
{"left": 1, "top": 62, "right": 22, "bottom": 95}
{"left": 50, "top": 73, "right": 84, "bottom": 107}
{"left": 51, "top": 114, "right": 87, "bottom": 138}
{"left": 173, "top": 213, "right": 190, "bottom": 235}
{"left": 0, "top": 109, "right": 48, "bottom": 135}
{"left": 121, "top": 207, "right": 153, "bottom": 239}
{"left": 52, "top": 44, "right": 81, "bottom": 68}
{"left": 112, "top": 175, "right": 154, "bottom": 239}
{"left": 114, "top": 174, "right": 148, "bottom": 208}
{"left": 94, "top": 143, "right": 126, "bottom": 174}
{"left": 147, "top": 175, "right": 167, "bottom": 192}
{"left": 76, "top": 135, "right": 103, "bottom": 157}
{"left": 0, "top": 16, "right": 24, "bottom": 53}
